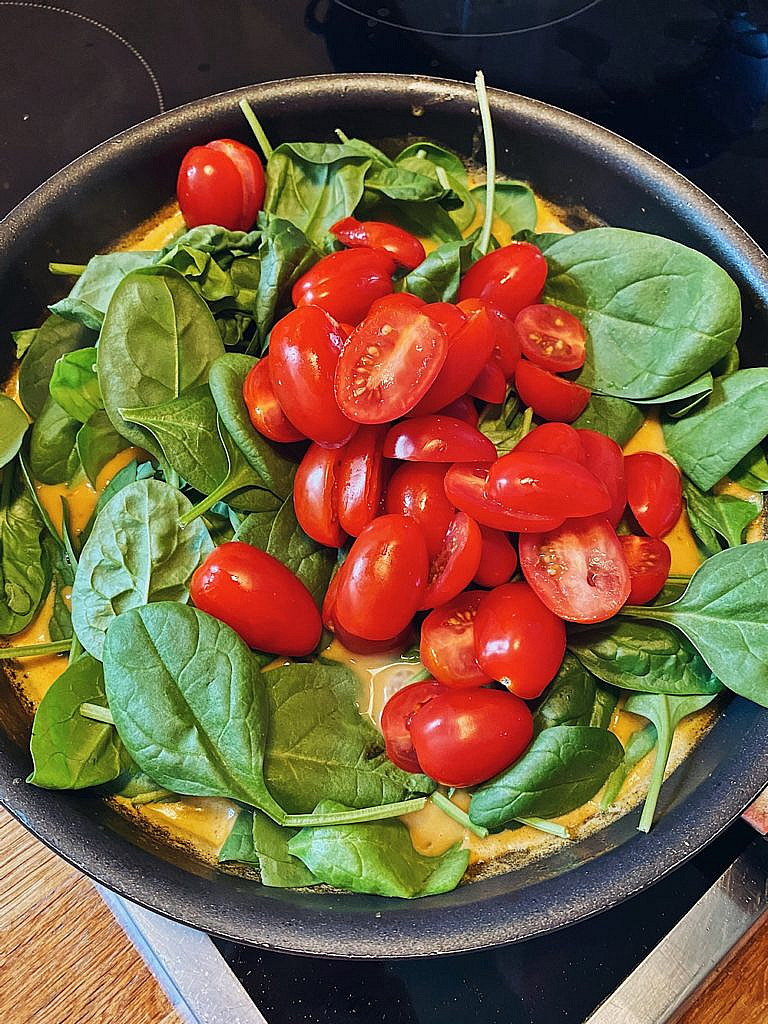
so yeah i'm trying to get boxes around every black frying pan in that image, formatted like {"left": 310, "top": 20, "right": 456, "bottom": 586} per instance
{"left": 2, "top": 74, "right": 768, "bottom": 958}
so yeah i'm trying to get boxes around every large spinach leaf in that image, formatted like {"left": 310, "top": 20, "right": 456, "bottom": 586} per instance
{"left": 533, "top": 653, "right": 616, "bottom": 734}
{"left": 0, "top": 468, "right": 49, "bottom": 635}
{"left": 75, "top": 410, "right": 129, "bottom": 487}
{"left": 156, "top": 244, "right": 234, "bottom": 303}
{"left": 50, "top": 252, "right": 158, "bottom": 329}
{"left": 0, "top": 396, "right": 28, "bottom": 469}
{"left": 397, "top": 239, "right": 476, "bottom": 303}
{"left": 48, "top": 347, "right": 102, "bottom": 424}
{"left": 683, "top": 478, "right": 758, "bottom": 555}
{"left": 251, "top": 214, "right": 319, "bottom": 347}
{"left": 730, "top": 445, "right": 768, "bottom": 492}
{"left": 28, "top": 396, "right": 81, "bottom": 485}
{"left": 572, "top": 395, "right": 644, "bottom": 446}
{"left": 470, "top": 182, "right": 537, "bottom": 236}
{"left": 80, "top": 459, "right": 155, "bottom": 543}
{"left": 18, "top": 314, "right": 96, "bottom": 419}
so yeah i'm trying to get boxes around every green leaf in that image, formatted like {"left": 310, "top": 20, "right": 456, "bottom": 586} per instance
{"left": 0, "top": 469, "right": 50, "bottom": 635}
{"left": 251, "top": 214, "right": 320, "bottom": 347}
{"left": 18, "top": 314, "right": 96, "bottom": 419}
{"left": 220, "top": 808, "right": 321, "bottom": 887}
{"left": 13, "top": 328, "right": 37, "bottom": 360}
{"left": 49, "top": 252, "right": 158, "bottom": 329}
{"left": 80, "top": 460, "right": 155, "bottom": 544}
{"left": 394, "top": 143, "right": 475, "bottom": 230}
{"left": 730, "top": 445, "right": 768, "bottom": 492}
{"left": 470, "top": 182, "right": 537, "bottom": 235}
{"left": 365, "top": 165, "right": 448, "bottom": 203}
{"left": 28, "top": 396, "right": 81, "bottom": 485}
{"left": 533, "top": 653, "right": 616, "bottom": 734}
{"left": 600, "top": 722, "right": 657, "bottom": 810}
{"left": 683, "top": 478, "right": 758, "bottom": 554}
{"left": 48, "top": 347, "right": 102, "bottom": 424}
{"left": 572, "top": 394, "right": 644, "bottom": 446}
{"left": 219, "top": 808, "right": 260, "bottom": 863}
{"left": 76, "top": 410, "right": 129, "bottom": 487}
{"left": 161, "top": 225, "right": 261, "bottom": 263}
{"left": 477, "top": 389, "right": 529, "bottom": 455}
{"left": 0, "top": 396, "right": 28, "bottom": 469}
{"left": 397, "top": 239, "right": 476, "bottom": 303}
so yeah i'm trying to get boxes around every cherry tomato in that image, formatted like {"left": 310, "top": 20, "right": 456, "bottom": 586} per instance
{"left": 620, "top": 535, "right": 671, "bottom": 605}
{"left": 294, "top": 443, "right": 346, "bottom": 547}
{"left": 191, "top": 541, "right": 320, "bottom": 656}
{"left": 367, "top": 292, "right": 425, "bottom": 317}
{"left": 420, "top": 590, "right": 491, "bottom": 689}
{"left": 474, "top": 527, "right": 518, "bottom": 587}
{"left": 177, "top": 139, "right": 265, "bottom": 231}
{"left": 485, "top": 304, "right": 521, "bottom": 378}
{"left": 334, "top": 515, "right": 429, "bottom": 640}
{"left": 381, "top": 680, "right": 446, "bottom": 773}
{"left": 423, "top": 301, "right": 467, "bottom": 337}
{"left": 487, "top": 451, "right": 610, "bottom": 518}
{"left": 292, "top": 248, "right": 396, "bottom": 325}
{"left": 412, "top": 300, "right": 495, "bottom": 415}
{"left": 515, "top": 304, "right": 587, "bottom": 372}
{"left": 242, "top": 358, "right": 304, "bottom": 444}
{"left": 321, "top": 568, "right": 341, "bottom": 631}
{"left": 474, "top": 582, "right": 566, "bottom": 698}
{"left": 458, "top": 242, "right": 548, "bottom": 319}
{"left": 334, "top": 304, "right": 447, "bottom": 424}
{"left": 436, "top": 395, "right": 479, "bottom": 426}
{"left": 420, "top": 512, "right": 482, "bottom": 609}
{"left": 330, "top": 216, "right": 425, "bottom": 270}
{"left": 384, "top": 463, "right": 455, "bottom": 558}
{"left": 515, "top": 358, "right": 591, "bottom": 422}
{"left": 383, "top": 415, "right": 496, "bottom": 463}
{"left": 337, "top": 425, "right": 386, "bottom": 537}
{"left": 444, "top": 463, "right": 566, "bottom": 532}
{"left": 577, "top": 429, "right": 626, "bottom": 528}
{"left": 468, "top": 360, "right": 506, "bottom": 403}
{"left": 410, "top": 688, "right": 534, "bottom": 787}
{"left": 519, "top": 516, "right": 631, "bottom": 623}
{"left": 624, "top": 452, "right": 683, "bottom": 538}
{"left": 269, "top": 306, "right": 356, "bottom": 447}
{"left": 515, "top": 421, "right": 585, "bottom": 463}
{"left": 325, "top": 574, "right": 414, "bottom": 653}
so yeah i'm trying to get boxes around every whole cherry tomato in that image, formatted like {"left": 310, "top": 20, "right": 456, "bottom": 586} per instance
{"left": 177, "top": 139, "right": 265, "bottom": 231}
{"left": 514, "top": 359, "right": 591, "bottom": 422}
{"left": 330, "top": 216, "right": 426, "bottom": 270}
{"left": 410, "top": 688, "right": 534, "bottom": 787}
{"left": 487, "top": 451, "right": 610, "bottom": 518}
{"left": 519, "top": 516, "right": 631, "bottom": 623}
{"left": 324, "top": 574, "right": 414, "bottom": 653}
{"left": 624, "top": 452, "right": 683, "bottom": 538}
{"left": 191, "top": 541, "right": 321, "bottom": 656}
{"left": 292, "top": 247, "right": 396, "bottom": 324}
{"left": 577, "top": 429, "right": 626, "bottom": 527}
{"left": 514, "top": 304, "right": 587, "bottom": 372}
{"left": 474, "top": 581, "right": 566, "bottom": 698}
{"left": 384, "top": 414, "right": 496, "bottom": 463}
{"left": 468, "top": 360, "right": 506, "bottom": 403}
{"left": 620, "top": 535, "right": 672, "bottom": 605}
{"left": 485, "top": 304, "right": 522, "bottom": 378}
{"left": 381, "top": 680, "right": 447, "bottom": 773}
{"left": 337, "top": 425, "right": 387, "bottom": 537}
{"left": 474, "top": 526, "right": 518, "bottom": 587}
{"left": 420, "top": 512, "right": 482, "bottom": 609}
{"left": 458, "top": 242, "right": 548, "bottom": 318}
{"left": 435, "top": 395, "right": 479, "bottom": 426}
{"left": 515, "top": 422, "right": 585, "bottom": 463}
{"left": 334, "top": 515, "right": 429, "bottom": 640}
{"left": 269, "top": 306, "right": 356, "bottom": 447}
{"left": 444, "top": 463, "right": 565, "bottom": 532}
{"left": 384, "top": 463, "right": 455, "bottom": 558}
{"left": 242, "top": 358, "right": 304, "bottom": 444}
{"left": 420, "top": 590, "right": 491, "bottom": 689}
{"left": 294, "top": 443, "right": 346, "bottom": 547}
{"left": 334, "top": 304, "right": 447, "bottom": 424}
{"left": 423, "top": 301, "right": 467, "bottom": 337}
{"left": 412, "top": 299, "right": 495, "bottom": 415}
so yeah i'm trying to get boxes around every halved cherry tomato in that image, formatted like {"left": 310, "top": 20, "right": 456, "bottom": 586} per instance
{"left": 445, "top": 463, "right": 566, "bottom": 532}
{"left": 458, "top": 242, "right": 548, "bottom": 318}
{"left": 474, "top": 581, "right": 566, "bottom": 698}
{"left": 294, "top": 443, "right": 346, "bottom": 547}
{"left": 381, "top": 680, "right": 446, "bottom": 773}
{"left": 384, "top": 463, "right": 455, "bottom": 558}
{"left": 578, "top": 429, "right": 626, "bottom": 528}
{"left": 330, "top": 216, "right": 426, "bottom": 270}
{"left": 325, "top": 576, "right": 413, "bottom": 653}
{"left": 337, "top": 425, "right": 386, "bottom": 537}
{"left": 474, "top": 527, "right": 518, "bottom": 587}
{"left": 411, "top": 300, "right": 494, "bottom": 415}
{"left": 519, "top": 516, "right": 631, "bottom": 623}
{"left": 515, "top": 359, "right": 591, "bottom": 422}
{"left": 423, "top": 301, "right": 467, "bottom": 337}
{"left": 410, "top": 688, "right": 534, "bottom": 787}
{"left": 487, "top": 451, "right": 610, "bottom": 518}
{"left": 292, "top": 247, "right": 396, "bottom": 324}
{"left": 334, "top": 515, "right": 429, "bottom": 640}
{"left": 468, "top": 360, "right": 506, "bottom": 403}
{"left": 515, "top": 304, "right": 587, "bottom": 372}
{"left": 515, "top": 422, "right": 585, "bottom": 463}
{"left": 177, "top": 139, "right": 265, "bottom": 231}
{"left": 624, "top": 452, "right": 683, "bottom": 538}
{"left": 367, "top": 292, "right": 425, "bottom": 317}
{"left": 437, "top": 395, "right": 479, "bottom": 426}
{"left": 321, "top": 568, "right": 341, "bottom": 631}
{"left": 420, "top": 590, "right": 491, "bottom": 689}
{"left": 335, "top": 304, "right": 447, "bottom": 424}
{"left": 383, "top": 415, "right": 496, "bottom": 463}
{"left": 191, "top": 542, "right": 320, "bottom": 656}
{"left": 242, "top": 358, "right": 305, "bottom": 444}
{"left": 620, "top": 535, "right": 671, "bottom": 605}
{"left": 420, "top": 512, "right": 482, "bottom": 609}
{"left": 485, "top": 304, "right": 521, "bottom": 378}
{"left": 269, "top": 306, "right": 356, "bottom": 447}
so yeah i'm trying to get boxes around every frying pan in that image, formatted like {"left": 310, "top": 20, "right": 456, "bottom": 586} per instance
{"left": 2, "top": 75, "right": 768, "bottom": 958}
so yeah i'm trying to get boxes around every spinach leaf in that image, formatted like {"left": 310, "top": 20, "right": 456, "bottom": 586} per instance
{"left": 663, "top": 369, "right": 768, "bottom": 489}
{"left": 713, "top": 345, "right": 740, "bottom": 378}
{"left": 156, "top": 244, "right": 234, "bottom": 303}
{"left": 162, "top": 225, "right": 260, "bottom": 263}
{"left": 683, "top": 478, "right": 758, "bottom": 554}
{"left": 288, "top": 800, "right": 468, "bottom": 898}
{"left": 533, "top": 653, "right": 616, "bottom": 734}
{"left": 76, "top": 410, "right": 129, "bottom": 487}
{"left": 71, "top": 478, "right": 214, "bottom": 659}
{"left": 0, "top": 395, "right": 28, "bottom": 469}
{"left": 572, "top": 394, "right": 644, "bottom": 446}
{"left": 48, "top": 347, "right": 102, "bottom": 424}
{"left": 234, "top": 508, "right": 279, "bottom": 549}
{"left": 638, "top": 371, "right": 713, "bottom": 411}
{"left": 28, "top": 396, "right": 81, "bottom": 485}
{"left": 219, "top": 808, "right": 260, "bottom": 863}
{"left": 469, "top": 726, "right": 624, "bottom": 829}
{"left": 43, "top": 533, "right": 73, "bottom": 642}
{"left": 49, "top": 252, "right": 158, "bottom": 329}
{"left": 107, "top": 768, "right": 174, "bottom": 805}
{"left": 600, "top": 722, "right": 657, "bottom": 810}
{"left": 540, "top": 228, "right": 741, "bottom": 400}
{"left": 0, "top": 468, "right": 50, "bottom": 635}
{"left": 477, "top": 390, "right": 529, "bottom": 455}
{"left": 394, "top": 143, "right": 474, "bottom": 230}
{"left": 470, "top": 182, "right": 537, "bottom": 235}
{"left": 219, "top": 808, "right": 319, "bottom": 887}
{"left": 730, "top": 445, "right": 768, "bottom": 492}
{"left": 13, "top": 328, "right": 37, "bottom": 360}
{"left": 365, "top": 165, "right": 448, "bottom": 204}
{"left": 18, "top": 314, "right": 96, "bottom": 419}
{"left": 28, "top": 653, "right": 129, "bottom": 789}
{"left": 397, "top": 239, "right": 476, "bottom": 303}
{"left": 251, "top": 214, "right": 319, "bottom": 348}
{"left": 80, "top": 459, "right": 155, "bottom": 543}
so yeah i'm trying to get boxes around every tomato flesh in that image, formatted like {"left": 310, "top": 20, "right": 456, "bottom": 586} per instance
{"left": 412, "top": 300, "right": 495, "bottom": 415}
{"left": 384, "top": 463, "right": 455, "bottom": 558}
{"left": 620, "top": 535, "right": 672, "bottom": 605}
{"left": 458, "top": 242, "right": 548, "bottom": 319}
{"left": 515, "top": 359, "right": 591, "bottom": 422}
{"left": 292, "top": 247, "right": 396, "bottom": 325}
{"left": 337, "top": 425, "right": 387, "bottom": 537}
{"left": 487, "top": 451, "right": 610, "bottom": 518}
{"left": 515, "top": 422, "right": 585, "bottom": 463}
{"left": 444, "top": 463, "right": 566, "bottom": 532}
{"left": 515, "top": 304, "right": 587, "bottom": 372}
{"left": 242, "top": 358, "right": 305, "bottom": 444}
{"left": 420, "top": 512, "right": 482, "bottom": 609}
{"left": 381, "top": 680, "right": 447, "bottom": 773}
{"left": 294, "top": 443, "right": 347, "bottom": 548}
{"left": 624, "top": 451, "right": 683, "bottom": 538}
{"left": 330, "top": 216, "right": 426, "bottom": 270}
{"left": 177, "top": 139, "right": 265, "bottom": 231}
{"left": 577, "top": 429, "right": 627, "bottom": 527}
{"left": 383, "top": 415, "right": 496, "bottom": 463}
{"left": 474, "top": 526, "right": 518, "bottom": 587}
{"left": 420, "top": 590, "right": 491, "bottom": 689}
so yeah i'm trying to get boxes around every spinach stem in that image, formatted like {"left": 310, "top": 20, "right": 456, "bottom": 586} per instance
{"left": 431, "top": 791, "right": 489, "bottom": 838}
{"left": 0, "top": 639, "right": 71, "bottom": 660}
{"left": 434, "top": 165, "right": 451, "bottom": 192}
{"left": 334, "top": 128, "right": 350, "bottom": 144}
{"left": 515, "top": 816, "right": 570, "bottom": 839}
{"left": 68, "top": 635, "right": 83, "bottom": 666}
{"left": 239, "top": 99, "right": 273, "bottom": 160}
{"left": 79, "top": 703, "right": 115, "bottom": 725}
{"left": 48, "top": 262, "right": 86, "bottom": 276}
{"left": 520, "top": 406, "right": 534, "bottom": 437}
{"left": 178, "top": 479, "right": 233, "bottom": 527}
{"left": 281, "top": 796, "right": 427, "bottom": 828}
{"left": 638, "top": 718, "right": 672, "bottom": 833}
{"left": 474, "top": 69, "right": 496, "bottom": 257}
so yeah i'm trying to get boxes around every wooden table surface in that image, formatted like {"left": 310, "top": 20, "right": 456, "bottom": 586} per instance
{"left": 1, "top": 804, "right": 767, "bottom": 1024}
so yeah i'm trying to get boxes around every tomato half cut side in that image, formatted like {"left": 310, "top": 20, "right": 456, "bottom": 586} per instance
{"left": 384, "top": 463, "right": 456, "bottom": 559}
{"left": 337, "top": 425, "right": 387, "bottom": 537}
{"left": 412, "top": 300, "right": 495, "bottom": 415}
{"left": 444, "top": 463, "right": 566, "bottom": 532}
{"left": 578, "top": 429, "right": 626, "bottom": 527}
{"left": 242, "top": 358, "right": 305, "bottom": 444}
{"left": 474, "top": 526, "right": 518, "bottom": 587}
{"left": 625, "top": 451, "right": 683, "bottom": 538}
{"left": 458, "top": 242, "right": 548, "bottom": 319}
{"left": 293, "top": 443, "right": 347, "bottom": 548}
{"left": 519, "top": 516, "right": 631, "bottom": 623}
{"left": 420, "top": 512, "right": 482, "bottom": 609}
{"left": 292, "top": 247, "right": 396, "bottom": 325}
{"left": 487, "top": 451, "right": 610, "bottom": 518}
{"left": 420, "top": 590, "right": 491, "bottom": 688}
{"left": 620, "top": 535, "right": 671, "bottom": 605}
{"left": 381, "top": 681, "right": 446, "bottom": 773}
{"left": 515, "top": 422, "right": 585, "bottom": 463}
{"left": 330, "top": 216, "right": 426, "bottom": 270}
{"left": 383, "top": 415, "right": 497, "bottom": 463}
{"left": 514, "top": 304, "right": 587, "bottom": 372}
{"left": 468, "top": 360, "right": 506, "bottom": 403}
{"left": 515, "top": 359, "right": 591, "bottom": 422}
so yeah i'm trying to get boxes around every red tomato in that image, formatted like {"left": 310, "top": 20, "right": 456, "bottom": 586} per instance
{"left": 624, "top": 452, "right": 683, "bottom": 538}
{"left": 423, "top": 302, "right": 467, "bottom": 337}
{"left": 367, "top": 292, "right": 425, "bottom": 317}
{"left": 474, "top": 527, "right": 518, "bottom": 587}
{"left": 321, "top": 568, "right": 341, "bottom": 631}
{"left": 515, "top": 421, "right": 585, "bottom": 463}
{"left": 191, "top": 542, "right": 320, "bottom": 656}
{"left": 514, "top": 358, "right": 591, "bottom": 422}
{"left": 242, "top": 358, "right": 304, "bottom": 444}
{"left": 620, "top": 535, "right": 671, "bottom": 605}
{"left": 412, "top": 300, "right": 495, "bottom": 415}
{"left": 578, "top": 429, "right": 626, "bottom": 528}
{"left": 487, "top": 451, "right": 610, "bottom": 518}
{"left": 294, "top": 443, "right": 346, "bottom": 547}
{"left": 436, "top": 395, "right": 479, "bottom": 426}
{"left": 485, "top": 304, "right": 521, "bottom": 378}
{"left": 420, "top": 590, "right": 491, "bottom": 689}
{"left": 177, "top": 139, "right": 265, "bottom": 231}
{"left": 337, "top": 425, "right": 386, "bottom": 536}
{"left": 381, "top": 681, "right": 446, "bottom": 773}
{"left": 519, "top": 516, "right": 631, "bottom": 623}
{"left": 384, "top": 463, "right": 455, "bottom": 558}
{"left": 468, "top": 360, "right": 506, "bottom": 403}
{"left": 515, "top": 304, "right": 587, "bottom": 372}
{"left": 473, "top": 582, "right": 566, "bottom": 698}
{"left": 410, "top": 688, "right": 534, "bottom": 787}
{"left": 334, "top": 304, "right": 447, "bottom": 424}
{"left": 334, "top": 515, "right": 429, "bottom": 640}
{"left": 383, "top": 415, "right": 496, "bottom": 463}
{"left": 325, "top": 573, "right": 413, "bottom": 653}
{"left": 292, "top": 248, "right": 396, "bottom": 324}
{"left": 458, "top": 242, "right": 548, "bottom": 319}
{"left": 420, "top": 512, "right": 482, "bottom": 609}
{"left": 444, "top": 463, "right": 566, "bottom": 532}
{"left": 330, "top": 216, "right": 425, "bottom": 270}
{"left": 269, "top": 306, "right": 356, "bottom": 447}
